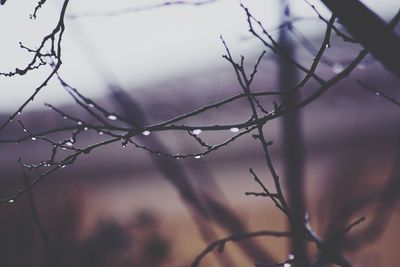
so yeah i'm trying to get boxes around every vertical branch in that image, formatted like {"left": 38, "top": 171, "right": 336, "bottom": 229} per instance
{"left": 22, "top": 174, "right": 54, "bottom": 267}
{"left": 278, "top": 2, "right": 308, "bottom": 266}
{"left": 221, "top": 37, "right": 290, "bottom": 215}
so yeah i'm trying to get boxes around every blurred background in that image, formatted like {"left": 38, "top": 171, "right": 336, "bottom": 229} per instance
{"left": 0, "top": 0, "right": 399, "bottom": 266}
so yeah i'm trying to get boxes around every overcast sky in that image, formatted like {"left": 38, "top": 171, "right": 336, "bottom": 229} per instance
{"left": 0, "top": 0, "right": 397, "bottom": 112}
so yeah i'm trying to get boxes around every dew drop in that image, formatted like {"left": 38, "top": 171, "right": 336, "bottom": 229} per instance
{"left": 108, "top": 114, "right": 117, "bottom": 120}
{"left": 192, "top": 129, "right": 202, "bottom": 135}
{"left": 63, "top": 116, "right": 68, "bottom": 120}
{"left": 88, "top": 103, "right": 94, "bottom": 108}
{"left": 77, "top": 121, "right": 83, "bottom": 125}
{"left": 142, "top": 130, "right": 151, "bottom": 136}
{"left": 31, "top": 137, "right": 37, "bottom": 140}
{"left": 289, "top": 254, "right": 295, "bottom": 260}
{"left": 325, "top": 42, "right": 330, "bottom": 48}
{"left": 84, "top": 127, "right": 88, "bottom": 131}
{"left": 61, "top": 147, "right": 67, "bottom": 150}
{"left": 98, "top": 131, "right": 104, "bottom": 135}
{"left": 61, "top": 165, "right": 66, "bottom": 168}
{"left": 23, "top": 128, "right": 27, "bottom": 132}
{"left": 229, "top": 127, "right": 240, "bottom": 133}
{"left": 121, "top": 139, "right": 128, "bottom": 148}
{"left": 194, "top": 155, "right": 201, "bottom": 159}
{"left": 332, "top": 63, "right": 344, "bottom": 74}
{"left": 375, "top": 92, "right": 380, "bottom": 96}
{"left": 283, "top": 263, "right": 291, "bottom": 267}
{"left": 17, "top": 111, "right": 21, "bottom": 115}
{"left": 65, "top": 141, "right": 73, "bottom": 146}
{"left": 8, "top": 199, "right": 14, "bottom": 203}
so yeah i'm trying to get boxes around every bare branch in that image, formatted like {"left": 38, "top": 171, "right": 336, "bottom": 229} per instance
{"left": 191, "top": 230, "right": 291, "bottom": 267}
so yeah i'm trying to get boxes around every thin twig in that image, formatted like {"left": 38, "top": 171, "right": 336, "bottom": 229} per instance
{"left": 191, "top": 230, "right": 291, "bottom": 267}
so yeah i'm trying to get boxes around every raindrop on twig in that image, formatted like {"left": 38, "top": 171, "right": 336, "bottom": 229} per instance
{"left": 229, "top": 127, "right": 240, "bottom": 133}
{"left": 192, "top": 129, "right": 202, "bottom": 135}
{"left": 65, "top": 141, "right": 73, "bottom": 146}
{"left": 107, "top": 114, "right": 117, "bottom": 120}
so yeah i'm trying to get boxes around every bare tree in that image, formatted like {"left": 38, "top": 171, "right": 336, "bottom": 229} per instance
{"left": 0, "top": 0, "right": 399, "bottom": 266}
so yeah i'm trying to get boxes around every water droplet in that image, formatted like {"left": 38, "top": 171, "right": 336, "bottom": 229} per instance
{"left": 17, "top": 111, "right": 21, "bottom": 115}
{"left": 192, "top": 129, "right": 202, "bottom": 135}
{"left": 23, "top": 128, "right": 27, "bottom": 132}
{"left": 325, "top": 43, "right": 330, "bottom": 48}
{"left": 283, "top": 263, "right": 291, "bottom": 267}
{"left": 61, "top": 147, "right": 67, "bottom": 150}
{"left": 66, "top": 141, "right": 73, "bottom": 146}
{"left": 142, "top": 130, "right": 151, "bottom": 136}
{"left": 332, "top": 63, "right": 344, "bottom": 74}
{"left": 63, "top": 116, "right": 68, "bottom": 120}
{"left": 8, "top": 199, "right": 14, "bottom": 203}
{"left": 31, "top": 137, "right": 37, "bottom": 140}
{"left": 289, "top": 254, "right": 295, "bottom": 260}
{"left": 84, "top": 127, "right": 88, "bottom": 131}
{"left": 375, "top": 92, "right": 380, "bottom": 96}
{"left": 121, "top": 139, "right": 128, "bottom": 148}
{"left": 77, "top": 121, "right": 82, "bottom": 125}
{"left": 229, "top": 127, "right": 240, "bottom": 133}
{"left": 98, "top": 131, "right": 104, "bottom": 135}
{"left": 194, "top": 155, "right": 201, "bottom": 159}
{"left": 88, "top": 103, "right": 94, "bottom": 108}
{"left": 61, "top": 165, "right": 66, "bottom": 168}
{"left": 108, "top": 114, "right": 117, "bottom": 120}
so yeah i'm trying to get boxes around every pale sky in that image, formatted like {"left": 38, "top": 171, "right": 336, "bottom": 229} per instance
{"left": 0, "top": 0, "right": 396, "bottom": 112}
